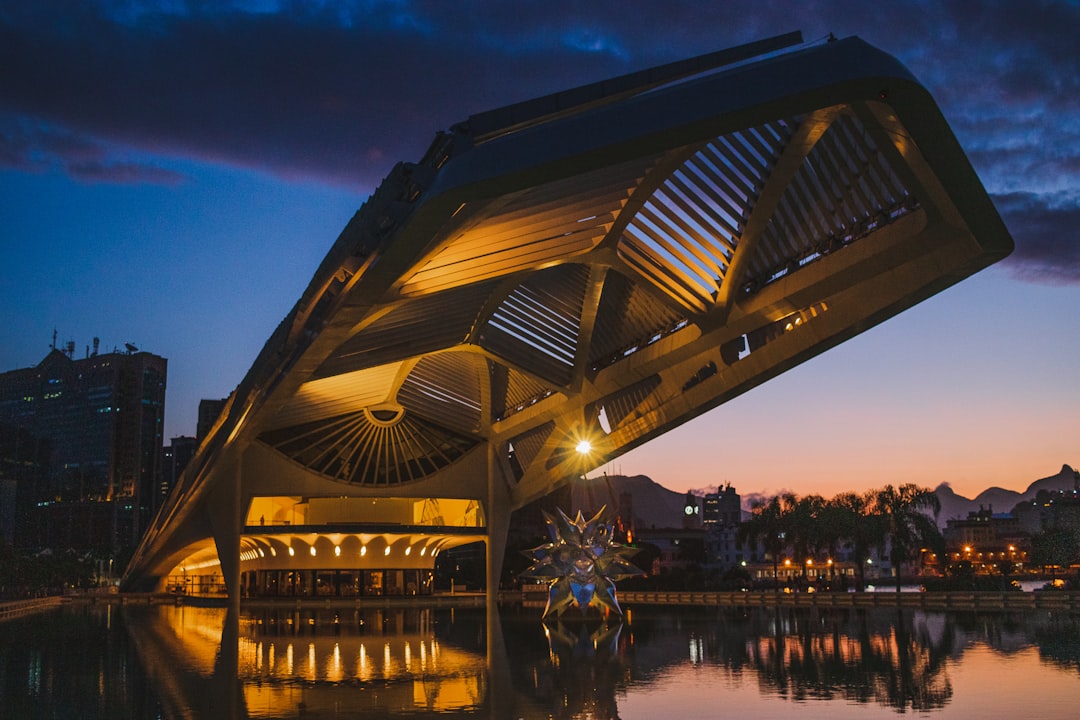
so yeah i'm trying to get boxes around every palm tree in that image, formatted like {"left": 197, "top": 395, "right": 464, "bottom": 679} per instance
{"left": 872, "top": 484, "right": 943, "bottom": 592}
{"left": 790, "top": 494, "right": 825, "bottom": 583}
{"left": 829, "top": 491, "right": 881, "bottom": 591}
{"left": 738, "top": 494, "right": 797, "bottom": 591}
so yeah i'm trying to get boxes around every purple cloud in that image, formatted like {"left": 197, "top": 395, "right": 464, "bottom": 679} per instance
{"left": 0, "top": 113, "right": 185, "bottom": 184}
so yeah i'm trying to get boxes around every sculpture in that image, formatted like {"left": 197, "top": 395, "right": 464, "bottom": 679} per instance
{"left": 520, "top": 506, "right": 643, "bottom": 618}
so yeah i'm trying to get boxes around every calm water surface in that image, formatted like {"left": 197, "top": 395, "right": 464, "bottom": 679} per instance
{"left": 2, "top": 600, "right": 1079, "bottom": 718}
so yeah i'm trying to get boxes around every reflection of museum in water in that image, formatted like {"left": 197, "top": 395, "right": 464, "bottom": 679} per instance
{"left": 13, "top": 601, "right": 1078, "bottom": 719}
{"left": 164, "top": 495, "right": 485, "bottom": 598}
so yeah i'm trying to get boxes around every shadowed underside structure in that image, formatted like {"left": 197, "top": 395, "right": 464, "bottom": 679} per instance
{"left": 123, "top": 33, "right": 1012, "bottom": 602}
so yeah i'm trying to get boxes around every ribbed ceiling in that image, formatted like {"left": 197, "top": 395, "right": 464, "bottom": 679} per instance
{"left": 259, "top": 408, "right": 478, "bottom": 486}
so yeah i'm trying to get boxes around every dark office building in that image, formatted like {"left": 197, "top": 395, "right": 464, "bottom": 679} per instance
{"left": 0, "top": 341, "right": 166, "bottom": 554}
{"left": 160, "top": 435, "right": 197, "bottom": 507}
{"left": 703, "top": 484, "right": 742, "bottom": 526}
{"left": 196, "top": 398, "right": 228, "bottom": 444}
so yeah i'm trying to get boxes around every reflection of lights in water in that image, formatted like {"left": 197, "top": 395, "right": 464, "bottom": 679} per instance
{"left": 28, "top": 651, "right": 41, "bottom": 695}
{"left": 689, "top": 635, "right": 704, "bottom": 664}
{"left": 148, "top": 609, "right": 491, "bottom": 716}
{"left": 329, "top": 643, "right": 342, "bottom": 682}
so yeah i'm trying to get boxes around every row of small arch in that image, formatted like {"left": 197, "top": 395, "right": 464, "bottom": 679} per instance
{"left": 236, "top": 534, "right": 468, "bottom": 565}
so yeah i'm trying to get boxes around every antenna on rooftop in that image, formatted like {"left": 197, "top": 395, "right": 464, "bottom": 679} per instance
{"left": 125, "top": 343, "right": 139, "bottom": 354}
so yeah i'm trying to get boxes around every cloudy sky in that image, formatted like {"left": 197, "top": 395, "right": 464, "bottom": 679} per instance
{"left": 1, "top": 0, "right": 1077, "bottom": 500}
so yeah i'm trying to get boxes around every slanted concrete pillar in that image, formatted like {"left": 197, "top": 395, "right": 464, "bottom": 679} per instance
{"left": 485, "top": 441, "right": 512, "bottom": 660}
{"left": 205, "top": 606, "right": 244, "bottom": 717}
{"left": 207, "top": 455, "right": 243, "bottom": 615}
{"left": 484, "top": 440, "right": 515, "bottom": 716}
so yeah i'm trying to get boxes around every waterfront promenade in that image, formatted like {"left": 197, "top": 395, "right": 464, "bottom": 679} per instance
{"left": 0, "top": 596, "right": 68, "bottom": 622}
{"left": 614, "top": 589, "right": 1080, "bottom": 611}
{"left": 8, "top": 589, "right": 1075, "bottom": 615}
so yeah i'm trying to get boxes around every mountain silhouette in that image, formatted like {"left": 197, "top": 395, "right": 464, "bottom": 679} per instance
{"left": 572, "top": 465, "right": 1078, "bottom": 531}
{"left": 935, "top": 464, "right": 1078, "bottom": 526}
{"left": 570, "top": 474, "right": 688, "bottom": 529}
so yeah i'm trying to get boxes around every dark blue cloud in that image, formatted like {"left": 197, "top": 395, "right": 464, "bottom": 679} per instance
{"left": 1, "top": 0, "right": 1077, "bottom": 281}
{"left": 995, "top": 193, "right": 1080, "bottom": 285}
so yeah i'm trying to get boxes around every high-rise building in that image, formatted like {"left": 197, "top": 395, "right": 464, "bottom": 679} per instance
{"left": 703, "top": 484, "right": 742, "bottom": 526}
{"left": 0, "top": 340, "right": 166, "bottom": 553}
{"left": 160, "top": 435, "right": 197, "bottom": 506}
{"left": 196, "top": 398, "right": 228, "bottom": 444}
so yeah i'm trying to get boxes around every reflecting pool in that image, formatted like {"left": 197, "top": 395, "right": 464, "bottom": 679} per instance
{"left": 2, "top": 600, "right": 1080, "bottom": 718}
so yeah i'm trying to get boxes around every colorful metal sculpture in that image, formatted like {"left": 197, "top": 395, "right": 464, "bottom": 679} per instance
{"left": 520, "top": 507, "right": 643, "bottom": 618}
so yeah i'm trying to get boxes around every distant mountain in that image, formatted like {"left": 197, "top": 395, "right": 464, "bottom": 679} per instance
{"left": 570, "top": 474, "right": 689, "bottom": 529}
{"left": 569, "top": 465, "right": 1079, "bottom": 531}
{"left": 935, "top": 464, "right": 1079, "bottom": 526}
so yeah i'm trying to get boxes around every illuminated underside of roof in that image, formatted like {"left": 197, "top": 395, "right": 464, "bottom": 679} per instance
{"left": 123, "top": 33, "right": 1012, "bottom": 593}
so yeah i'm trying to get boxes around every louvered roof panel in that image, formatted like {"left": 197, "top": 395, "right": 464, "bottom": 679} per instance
{"left": 312, "top": 281, "right": 495, "bottom": 380}
{"left": 480, "top": 264, "right": 590, "bottom": 387}
{"left": 498, "top": 368, "right": 557, "bottom": 421}
{"left": 617, "top": 119, "right": 795, "bottom": 311}
{"left": 398, "top": 352, "right": 484, "bottom": 435}
{"left": 267, "top": 362, "right": 405, "bottom": 431}
{"left": 747, "top": 112, "right": 917, "bottom": 284}
{"left": 401, "top": 156, "right": 655, "bottom": 296}
{"left": 588, "top": 269, "right": 687, "bottom": 370}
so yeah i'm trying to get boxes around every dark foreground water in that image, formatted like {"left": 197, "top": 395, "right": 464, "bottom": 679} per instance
{"left": 2, "top": 600, "right": 1080, "bottom": 719}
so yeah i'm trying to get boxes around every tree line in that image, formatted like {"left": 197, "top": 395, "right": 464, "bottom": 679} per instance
{"left": 737, "top": 483, "right": 945, "bottom": 591}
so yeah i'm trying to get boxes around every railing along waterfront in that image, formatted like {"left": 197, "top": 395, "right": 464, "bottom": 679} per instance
{"left": 612, "top": 590, "right": 1080, "bottom": 611}
{"left": 0, "top": 596, "right": 67, "bottom": 623}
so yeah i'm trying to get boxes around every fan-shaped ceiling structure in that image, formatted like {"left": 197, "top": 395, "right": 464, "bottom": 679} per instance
{"left": 123, "top": 33, "right": 1012, "bottom": 600}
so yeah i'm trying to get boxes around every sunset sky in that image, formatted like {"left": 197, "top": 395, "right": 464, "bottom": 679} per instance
{"left": 1, "top": 1, "right": 1076, "bottom": 500}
